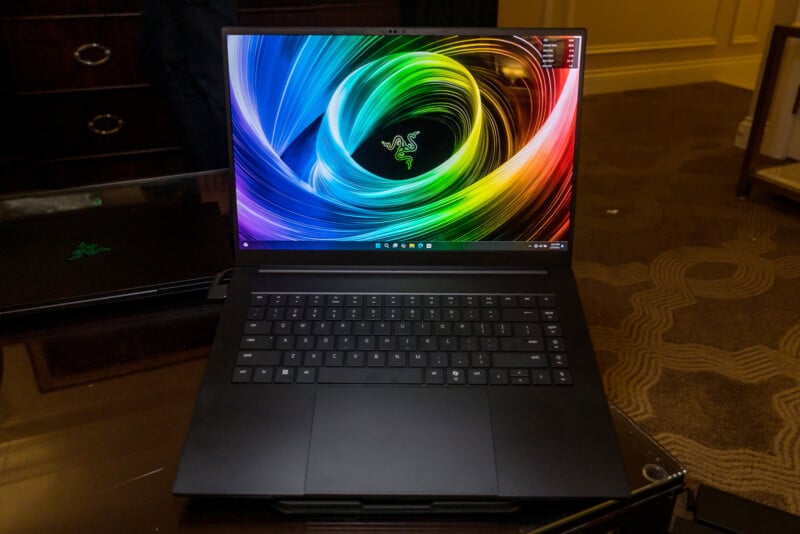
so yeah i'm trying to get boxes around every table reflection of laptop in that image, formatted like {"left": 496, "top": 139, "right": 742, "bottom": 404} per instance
{"left": 0, "top": 172, "right": 233, "bottom": 317}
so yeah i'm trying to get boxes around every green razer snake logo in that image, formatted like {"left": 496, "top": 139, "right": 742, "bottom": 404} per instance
{"left": 381, "top": 130, "right": 420, "bottom": 170}
{"left": 69, "top": 241, "right": 111, "bottom": 261}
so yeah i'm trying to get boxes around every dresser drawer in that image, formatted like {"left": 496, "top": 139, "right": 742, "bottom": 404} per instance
{"left": 17, "top": 88, "right": 178, "bottom": 159}
{"left": 2, "top": 1, "right": 141, "bottom": 17}
{"left": 6, "top": 13, "right": 147, "bottom": 92}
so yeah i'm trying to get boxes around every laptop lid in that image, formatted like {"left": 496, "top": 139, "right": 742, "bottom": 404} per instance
{"left": 224, "top": 27, "right": 584, "bottom": 270}
{"left": 0, "top": 172, "right": 234, "bottom": 317}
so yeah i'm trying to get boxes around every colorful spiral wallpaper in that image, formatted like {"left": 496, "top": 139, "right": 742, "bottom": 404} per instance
{"left": 227, "top": 33, "right": 581, "bottom": 249}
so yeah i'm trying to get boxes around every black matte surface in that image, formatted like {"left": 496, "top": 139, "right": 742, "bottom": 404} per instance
{"left": 306, "top": 386, "right": 497, "bottom": 496}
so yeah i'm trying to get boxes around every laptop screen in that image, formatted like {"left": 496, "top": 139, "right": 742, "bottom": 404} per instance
{"left": 226, "top": 30, "right": 583, "bottom": 257}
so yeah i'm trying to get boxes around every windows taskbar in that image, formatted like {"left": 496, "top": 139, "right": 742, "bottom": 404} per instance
{"left": 239, "top": 241, "right": 568, "bottom": 251}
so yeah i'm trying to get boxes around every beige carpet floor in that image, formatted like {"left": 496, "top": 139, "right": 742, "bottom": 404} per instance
{"left": 574, "top": 82, "right": 800, "bottom": 515}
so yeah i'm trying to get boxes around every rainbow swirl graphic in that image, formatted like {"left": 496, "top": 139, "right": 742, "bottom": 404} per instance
{"left": 228, "top": 34, "right": 579, "bottom": 246}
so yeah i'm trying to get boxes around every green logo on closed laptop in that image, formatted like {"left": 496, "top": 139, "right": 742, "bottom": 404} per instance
{"left": 381, "top": 130, "right": 420, "bottom": 170}
{"left": 69, "top": 241, "right": 111, "bottom": 261}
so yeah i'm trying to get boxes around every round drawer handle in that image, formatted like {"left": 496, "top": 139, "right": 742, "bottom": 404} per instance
{"left": 73, "top": 42, "right": 111, "bottom": 66}
{"left": 87, "top": 114, "right": 124, "bottom": 135}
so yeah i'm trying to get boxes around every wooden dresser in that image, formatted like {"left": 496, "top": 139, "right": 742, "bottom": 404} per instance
{"left": 0, "top": 1, "right": 496, "bottom": 194}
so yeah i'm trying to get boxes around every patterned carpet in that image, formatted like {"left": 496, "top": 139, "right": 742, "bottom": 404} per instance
{"left": 574, "top": 82, "right": 800, "bottom": 515}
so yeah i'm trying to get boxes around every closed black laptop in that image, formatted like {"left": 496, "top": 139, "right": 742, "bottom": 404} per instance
{"left": 174, "top": 27, "right": 629, "bottom": 507}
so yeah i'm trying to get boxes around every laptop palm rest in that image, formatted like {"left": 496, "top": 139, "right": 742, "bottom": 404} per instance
{"left": 305, "top": 386, "right": 497, "bottom": 496}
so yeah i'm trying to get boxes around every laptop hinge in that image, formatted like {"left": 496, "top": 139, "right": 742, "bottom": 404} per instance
{"left": 257, "top": 266, "right": 549, "bottom": 275}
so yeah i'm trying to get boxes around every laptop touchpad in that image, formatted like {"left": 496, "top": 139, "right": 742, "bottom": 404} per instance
{"left": 305, "top": 386, "right": 498, "bottom": 496}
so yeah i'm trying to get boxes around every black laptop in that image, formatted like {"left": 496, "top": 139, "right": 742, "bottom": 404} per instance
{"left": 0, "top": 173, "right": 232, "bottom": 318}
{"left": 174, "top": 27, "right": 629, "bottom": 508}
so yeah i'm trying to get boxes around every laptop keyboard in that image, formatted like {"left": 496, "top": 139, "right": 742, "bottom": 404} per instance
{"left": 232, "top": 293, "right": 571, "bottom": 386}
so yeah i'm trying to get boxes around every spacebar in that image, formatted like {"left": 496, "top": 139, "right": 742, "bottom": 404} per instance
{"left": 317, "top": 367, "right": 423, "bottom": 384}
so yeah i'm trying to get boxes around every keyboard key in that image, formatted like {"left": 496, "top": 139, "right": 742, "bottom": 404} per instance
{"left": 253, "top": 367, "right": 274, "bottom": 383}
{"left": 443, "top": 295, "right": 459, "bottom": 307}
{"left": 319, "top": 367, "right": 423, "bottom": 384}
{"left": 247, "top": 307, "right": 265, "bottom": 320}
{"left": 364, "top": 308, "right": 383, "bottom": 321}
{"left": 305, "top": 351, "right": 323, "bottom": 366}
{"left": 273, "top": 320, "right": 292, "bottom": 334}
{"left": 471, "top": 352, "right": 490, "bottom": 367}
{"left": 374, "top": 321, "right": 392, "bottom": 335}
{"left": 306, "top": 307, "right": 324, "bottom": 321}
{"left": 549, "top": 353, "right": 569, "bottom": 368}
{"left": 409, "top": 352, "right": 428, "bottom": 367}
{"left": 283, "top": 351, "right": 302, "bottom": 366}
{"left": 236, "top": 350, "right": 280, "bottom": 366}
{"left": 500, "top": 337, "right": 544, "bottom": 351}
{"left": 267, "top": 294, "right": 286, "bottom": 306}
{"left": 500, "top": 296, "right": 517, "bottom": 307}
{"left": 468, "top": 368, "right": 488, "bottom": 384}
{"left": 275, "top": 367, "right": 295, "bottom": 383}
{"left": 544, "top": 324, "right": 562, "bottom": 336}
{"left": 489, "top": 368, "right": 509, "bottom": 385}
{"left": 241, "top": 335, "right": 274, "bottom": 350}
{"left": 387, "top": 351, "right": 407, "bottom": 367}
{"left": 430, "top": 352, "right": 448, "bottom": 368}
{"left": 313, "top": 321, "right": 332, "bottom": 334}
{"left": 514, "top": 323, "right": 542, "bottom": 337}
{"left": 447, "top": 369, "right": 466, "bottom": 385}
{"left": 232, "top": 367, "right": 252, "bottom": 383}
{"left": 502, "top": 309, "right": 539, "bottom": 322}
{"left": 296, "top": 335, "right": 315, "bottom": 350}
{"left": 358, "top": 335, "right": 376, "bottom": 350}
{"left": 336, "top": 335, "right": 356, "bottom": 350}
{"left": 275, "top": 335, "right": 293, "bottom": 350}
{"left": 531, "top": 369, "right": 552, "bottom": 385}
{"left": 354, "top": 321, "right": 372, "bottom": 335}
{"left": 404, "top": 295, "right": 421, "bottom": 306}
{"left": 324, "top": 351, "right": 344, "bottom": 366}
{"left": 493, "top": 353, "right": 547, "bottom": 368}
{"left": 251, "top": 294, "right": 268, "bottom": 306}
{"left": 296, "top": 367, "right": 316, "bottom": 384}
{"left": 316, "top": 335, "right": 335, "bottom": 350}
{"left": 327, "top": 295, "right": 344, "bottom": 306}
{"left": 541, "top": 309, "right": 559, "bottom": 322}
{"left": 482, "top": 309, "right": 500, "bottom": 321}
{"left": 493, "top": 322, "right": 512, "bottom": 337}
{"left": 538, "top": 295, "right": 556, "bottom": 307}
{"left": 243, "top": 321, "right": 270, "bottom": 334}
{"left": 367, "top": 351, "right": 386, "bottom": 366}
{"left": 346, "top": 351, "right": 365, "bottom": 366}
{"left": 547, "top": 338, "right": 565, "bottom": 352}
{"left": 425, "top": 368, "right": 444, "bottom": 384}
{"left": 325, "top": 307, "right": 343, "bottom": 321}
{"left": 553, "top": 369, "right": 573, "bottom": 385}
{"left": 450, "top": 353, "right": 469, "bottom": 368}
{"left": 386, "top": 295, "right": 401, "bottom": 306}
